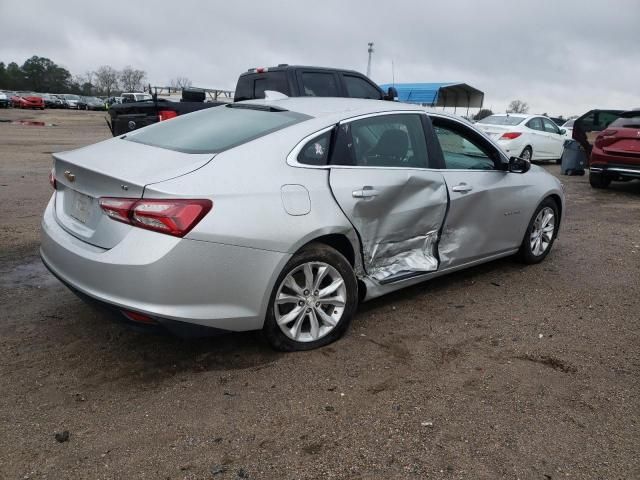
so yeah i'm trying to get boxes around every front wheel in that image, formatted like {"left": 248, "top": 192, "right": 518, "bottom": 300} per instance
{"left": 518, "top": 198, "right": 559, "bottom": 264}
{"left": 263, "top": 243, "right": 358, "bottom": 351}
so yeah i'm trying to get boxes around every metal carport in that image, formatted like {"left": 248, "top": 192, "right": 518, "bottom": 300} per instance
{"left": 379, "top": 82, "right": 484, "bottom": 116}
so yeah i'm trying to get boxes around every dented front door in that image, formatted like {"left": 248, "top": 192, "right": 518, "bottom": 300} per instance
{"left": 329, "top": 168, "right": 448, "bottom": 281}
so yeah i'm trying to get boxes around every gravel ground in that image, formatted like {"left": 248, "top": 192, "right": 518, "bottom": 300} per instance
{"left": 0, "top": 108, "right": 638, "bottom": 479}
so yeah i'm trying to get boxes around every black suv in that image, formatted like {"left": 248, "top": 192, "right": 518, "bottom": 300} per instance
{"left": 234, "top": 65, "right": 396, "bottom": 102}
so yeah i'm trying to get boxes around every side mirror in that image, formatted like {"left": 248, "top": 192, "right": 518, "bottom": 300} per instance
{"left": 384, "top": 86, "right": 398, "bottom": 101}
{"left": 559, "top": 128, "right": 566, "bottom": 135}
{"left": 509, "top": 156, "right": 531, "bottom": 174}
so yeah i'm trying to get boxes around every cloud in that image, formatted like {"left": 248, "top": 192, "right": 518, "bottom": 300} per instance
{"left": 1, "top": 0, "right": 638, "bottom": 115}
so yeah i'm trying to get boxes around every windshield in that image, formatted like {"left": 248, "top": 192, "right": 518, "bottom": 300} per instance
{"left": 477, "top": 115, "right": 526, "bottom": 126}
{"left": 562, "top": 119, "right": 575, "bottom": 128}
{"left": 126, "top": 104, "right": 311, "bottom": 154}
{"left": 610, "top": 114, "right": 640, "bottom": 129}
{"left": 63, "top": 94, "right": 80, "bottom": 100}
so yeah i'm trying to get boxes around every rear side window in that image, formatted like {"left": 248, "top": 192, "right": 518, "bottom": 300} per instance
{"left": 298, "top": 130, "right": 332, "bottom": 165}
{"left": 526, "top": 118, "right": 543, "bottom": 131}
{"left": 333, "top": 114, "right": 428, "bottom": 168}
{"left": 126, "top": 105, "right": 310, "bottom": 154}
{"left": 343, "top": 75, "right": 382, "bottom": 99}
{"left": 300, "top": 72, "right": 339, "bottom": 97}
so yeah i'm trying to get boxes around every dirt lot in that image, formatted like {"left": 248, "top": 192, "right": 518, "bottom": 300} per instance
{"left": 0, "top": 108, "right": 638, "bottom": 480}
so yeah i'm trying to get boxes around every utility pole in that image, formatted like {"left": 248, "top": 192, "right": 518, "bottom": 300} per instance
{"left": 366, "top": 42, "right": 374, "bottom": 78}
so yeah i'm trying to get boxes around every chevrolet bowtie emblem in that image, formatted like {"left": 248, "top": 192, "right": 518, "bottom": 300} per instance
{"left": 64, "top": 170, "right": 75, "bottom": 182}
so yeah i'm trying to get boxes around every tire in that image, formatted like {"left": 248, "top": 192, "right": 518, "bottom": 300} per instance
{"left": 520, "top": 146, "right": 532, "bottom": 162}
{"left": 589, "top": 171, "right": 611, "bottom": 189}
{"left": 518, "top": 198, "right": 559, "bottom": 264}
{"left": 263, "top": 243, "right": 358, "bottom": 351}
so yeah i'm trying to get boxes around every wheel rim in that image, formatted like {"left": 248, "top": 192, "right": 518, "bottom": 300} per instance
{"left": 274, "top": 261, "right": 347, "bottom": 343}
{"left": 530, "top": 207, "right": 555, "bottom": 256}
{"left": 521, "top": 148, "right": 532, "bottom": 161}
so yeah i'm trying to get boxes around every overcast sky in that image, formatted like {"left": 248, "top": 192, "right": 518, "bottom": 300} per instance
{"left": 1, "top": 0, "right": 638, "bottom": 116}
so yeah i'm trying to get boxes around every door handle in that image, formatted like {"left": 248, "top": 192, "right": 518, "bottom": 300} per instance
{"left": 452, "top": 183, "right": 473, "bottom": 193}
{"left": 352, "top": 186, "right": 378, "bottom": 198}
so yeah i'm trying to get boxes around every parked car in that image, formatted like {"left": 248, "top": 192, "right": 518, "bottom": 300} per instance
{"left": 78, "top": 96, "right": 105, "bottom": 111}
{"left": 41, "top": 93, "right": 65, "bottom": 109}
{"left": 60, "top": 94, "right": 81, "bottom": 109}
{"left": 0, "top": 91, "right": 9, "bottom": 108}
{"left": 234, "top": 64, "right": 397, "bottom": 102}
{"left": 121, "top": 92, "right": 153, "bottom": 103}
{"left": 587, "top": 110, "right": 640, "bottom": 188}
{"left": 10, "top": 93, "right": 45, "bottom": 109}
{"left": 475, "top": 114, "right": 567, "bottom": 162}
{"left": 42, "top": 98, "right": 564, "bottom": 350}
{"left": 108, "top": 65, "right": 399, "bottom": 136}
{"left": 106, "top": 96, "right": 123, "bottom": 107}
{"left": 561, "top": 118, "right": 575, "bottom": 138}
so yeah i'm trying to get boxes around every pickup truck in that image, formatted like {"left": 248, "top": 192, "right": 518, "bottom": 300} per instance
{"left": 107, "top": 65, "right": 397, "bottom": 136}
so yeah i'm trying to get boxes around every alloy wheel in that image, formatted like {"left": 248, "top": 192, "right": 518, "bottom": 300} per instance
{"left": 274, "top": 261, "right": 347, "bottom": 343}
{"left": 530, "top": 206, "right": 555, "bottom": 256}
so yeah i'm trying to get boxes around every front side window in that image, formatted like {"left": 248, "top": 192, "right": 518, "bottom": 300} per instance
{"left": 297, "top": 130, "right": 332, "bottom": 165}
{"left": 434, "top": 123, "right": 497, "bottom": 170}
{"left": 543, "top": 118, "right": 560, "bottom": 134}
{"left": 343, "top": 75, "right": 382, "bottom": 99}
{"left": 333, "top": 114, "right": 428, "bottom": 168}
{"left": 301, "top": 72, "right": 339, "bottom": 97}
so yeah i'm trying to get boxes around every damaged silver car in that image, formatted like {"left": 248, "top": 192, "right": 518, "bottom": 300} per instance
{"left": 41, "top": 97, "right": 564, "bottom": 351}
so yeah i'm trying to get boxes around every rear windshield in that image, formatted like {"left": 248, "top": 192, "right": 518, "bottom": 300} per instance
{"left": 610, "top": 114, "right": 640, "bottom": 129}
{"left": 125, "top": 104, "right": 311, "bottom": 154}
{"left": 235, "top": 72, "right": 289, "bottom": 102}
{"left": 477, "top": 115, "right": 525, "bottom": 126}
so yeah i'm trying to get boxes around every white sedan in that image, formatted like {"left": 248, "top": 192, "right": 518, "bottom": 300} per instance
{"left": 475, "top": 114, "right": 567, "bottom": 162}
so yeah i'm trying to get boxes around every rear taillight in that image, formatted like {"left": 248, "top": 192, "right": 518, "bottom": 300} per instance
{"left": 99, "top": 197, "right": 212, "bottom": 237}
{"left": 500, "top": 132, "right": 522, "bottom": 140}
{"left": 595, "top": 129, "right": 618, "bottom": 149}
{"left": 158, "top": 110, "right": 178, "bottom": 122}
{"left": 49, "top": 169, "right": 56, "bottom": 189}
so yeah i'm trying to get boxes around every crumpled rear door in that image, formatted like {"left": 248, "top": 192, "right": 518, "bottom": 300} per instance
{"left": 329, "top": 168, "right": 448, "bottom": 282}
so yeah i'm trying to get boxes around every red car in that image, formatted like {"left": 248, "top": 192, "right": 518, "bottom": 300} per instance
{"left": 10, "top": 93, "right": 45, "bottom": 110}
{"left": 589, "top": 111, "right": 640, "bottom": 188}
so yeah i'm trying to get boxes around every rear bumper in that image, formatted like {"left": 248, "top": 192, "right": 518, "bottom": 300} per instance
{"left": 41, "top": 196, "right": 289, "bottom": 333}
{"left": 590, "top": 162, "right": 640, "bottom": 179}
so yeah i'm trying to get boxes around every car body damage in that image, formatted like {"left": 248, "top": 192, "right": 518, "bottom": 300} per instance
{"left": 328, "top": 168, "right": 448, "bottom": 281}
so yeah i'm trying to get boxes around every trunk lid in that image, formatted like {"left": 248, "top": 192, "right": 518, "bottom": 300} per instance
{"left": 52, "top": 137, "right": 214, "bottom": 249}
{"left": 476, "top": 123, "right": 512, "bottom": 140}
{"left": 603, "top": 127, "right": 640, "bottom": 161}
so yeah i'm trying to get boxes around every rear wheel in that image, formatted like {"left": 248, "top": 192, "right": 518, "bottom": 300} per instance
{"left": 520, "top": 146, "right": 532, "bottom": 161}
{"left": 589, "top": 171, "right": 611, "bottom": 188}
{"left": 519, "top": 198, "right": 559, "bottom": 264}
{"left": 263, "top": 243, "right": 358, "bottom": 351}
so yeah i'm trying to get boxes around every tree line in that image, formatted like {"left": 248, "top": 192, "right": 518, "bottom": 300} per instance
{"left": 0, "top": 55, "right": 148, "bottom": 96}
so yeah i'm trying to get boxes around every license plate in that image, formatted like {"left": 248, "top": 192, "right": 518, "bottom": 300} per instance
{"left": 70, "top": 191, "right": 92, "bottom": 224}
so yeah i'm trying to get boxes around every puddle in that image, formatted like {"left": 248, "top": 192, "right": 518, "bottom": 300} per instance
{"left": 0, "top": 257, "right": 60, "bottom": 290}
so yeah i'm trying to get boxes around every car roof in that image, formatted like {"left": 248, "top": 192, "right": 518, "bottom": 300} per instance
{"left": 240, "top": 97, "right": 423, "bottom": 119}
{"left": 240, "top": 65, "right": 365, "bottom": 76}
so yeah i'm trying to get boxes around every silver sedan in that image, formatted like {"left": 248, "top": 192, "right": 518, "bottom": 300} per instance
{"left": 41, "top": 98, "right": 564, "bottom": 351}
